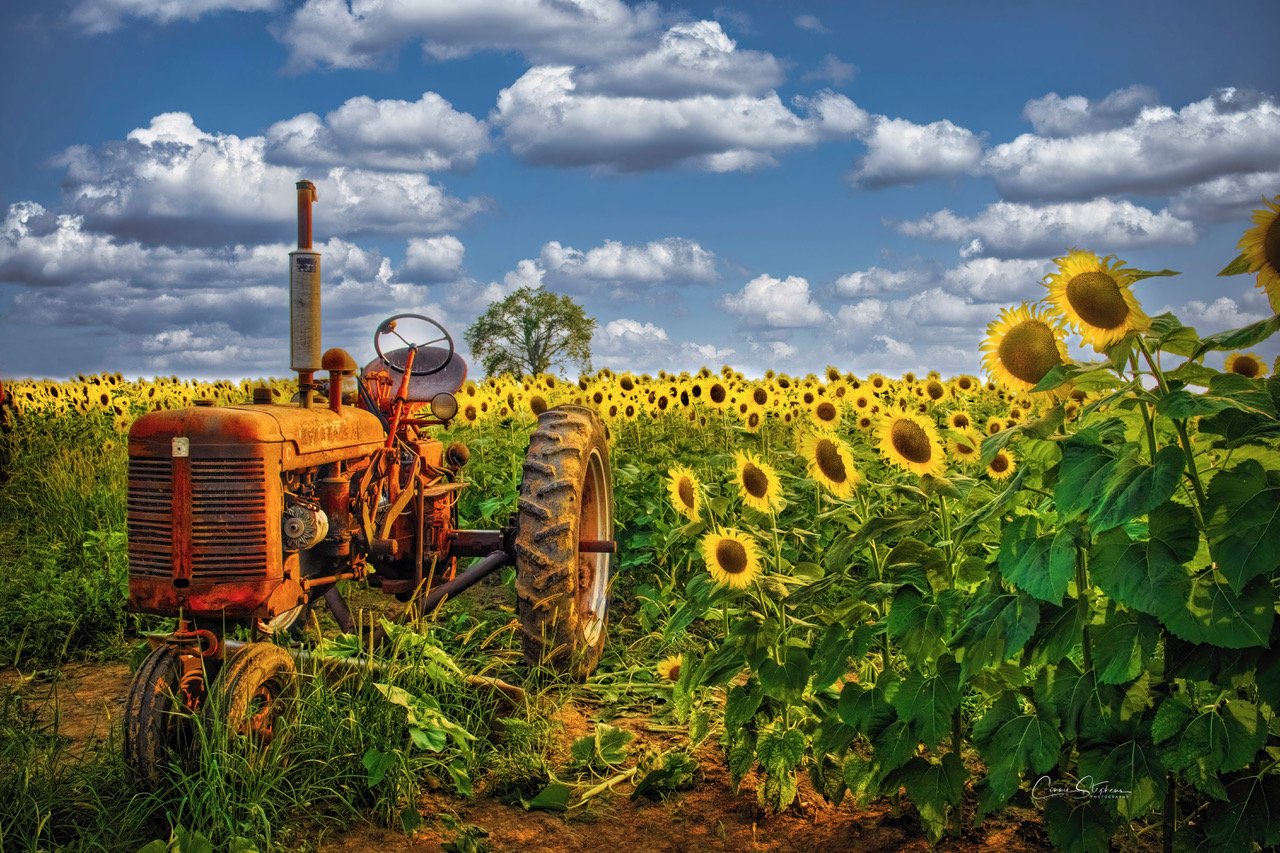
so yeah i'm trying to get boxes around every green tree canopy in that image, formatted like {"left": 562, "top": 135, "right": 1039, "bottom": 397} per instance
{"left": 464, "top": 287, "right": 595, "bottom": 378}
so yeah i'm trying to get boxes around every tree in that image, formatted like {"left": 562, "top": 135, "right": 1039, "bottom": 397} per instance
{"left": 464, "top": 287, "right": 595, "bottom": 377}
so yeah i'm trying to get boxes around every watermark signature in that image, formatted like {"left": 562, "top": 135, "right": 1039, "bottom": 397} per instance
{"left": 1031, "top": 775, "right": 1132, "bottom": 803}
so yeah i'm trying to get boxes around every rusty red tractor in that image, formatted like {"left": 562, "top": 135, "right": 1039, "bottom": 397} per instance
{"left": 123, "top": 181, "right": 614, "bottom": 784}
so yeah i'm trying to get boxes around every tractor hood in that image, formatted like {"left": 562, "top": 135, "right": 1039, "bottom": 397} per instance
{"left": 130, "top": 402, "right": 385, "bottom": 470}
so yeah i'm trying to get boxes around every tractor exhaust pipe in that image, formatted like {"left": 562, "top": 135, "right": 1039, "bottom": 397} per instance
{"left": 290, "top": 180, "right": 321, "bottom": 407}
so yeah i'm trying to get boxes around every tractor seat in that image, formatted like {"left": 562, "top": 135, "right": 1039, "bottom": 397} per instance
{"left": 361, "top": 347, "right": 468, "bottom": 403}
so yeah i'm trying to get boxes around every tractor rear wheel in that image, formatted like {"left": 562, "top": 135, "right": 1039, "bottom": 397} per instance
{"left": 514, "top": 405, "right": 613, "bottom": 678}
{"left": 207, "top": 643, "right": 298, "bottom": 747}
{"left": 123, "top": 646, "right": 206, "bottom": 788}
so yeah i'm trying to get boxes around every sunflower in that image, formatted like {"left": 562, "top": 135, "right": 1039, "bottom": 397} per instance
{"left": 877, "top": 411, "right": 946, "bottom": 477}
{"left": 656, "top": 654, "right": 684, "bottom": 682}
{"left": 809, "top": 398, "right": 842, "bottom": 430}
{"left": 668, "top": 465, "right": 702, "bottom": 521}
{"left": 1238, "top": 196, "right": 1280, "bottom": 312}
{"left": 980, "top": 303, "right": 1071, "bottom": 393}
{"left": 707, "top": 380, "right": 730, "bottom": 409}
{"left": 700, "top": 528, "right": 762, "bottom": 589}
{"left": 947, "top": 411, "right": 972, "bottom": 431}
{"left": 1044, "top": 250, "right": 1151, "bottom": 350}
{"left": 922, "top": 379, "right": 948, "bottom": 403}
{"left": 1224, "top": 352, "right": 1269, "bottom": 379}
{"left": 800, "top": 432, "right": 860, "bottom": 498}
{"left": 948, "top": 427, "right": 984, "bottom": 466}
{"left": 986, "top": 417, "right": 1005, "bottom": 435}
{"left": 987, "top": 449, "right": 1016, "bottom": 481}
{"left": 734, "top": 451, "right": 785, "bottom": 514}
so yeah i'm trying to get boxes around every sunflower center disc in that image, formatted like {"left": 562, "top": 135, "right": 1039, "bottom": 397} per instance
{"left": 710, "top": 384, "right": 726, "bottom": 404}
{"left": 816, "top": 402, "right": 837, "bottom": 421}
{"left": 815, "top": 439, "right": 847, "bottom": 483}
{"left": 953, "top": 414, "right": 970, "bottom": 428}
{"left": 1066, "top": 271, "right": 1130, "bottom": 329}
{"left": 753, "top": 388, "right": 768, "bottom": 405}
{"left": 926, "top": 381, "right": 945, "bottom": 400}
{"left": 742, "top": 463, "right": 770, "bottom": 498}
{"left": 1265, "top": 217, "right": 1280, "bottom": 272}
{"left": 891, "top": 419, "right": 933, "bottom": 464}
{"left": 1231, "top": 356, "right": 1261, "bottom": 378}
{"left": 990, "top": 453, "right": 1010, "bottom": 473}
{"left": 997, "top": 321, "right": 1063, "bottom": 385}
{"left": 716, "top": 539, "right": 748, "bottom": 574}
{"left": 678, "top": 477, "right": 695, "bottom": 508}
{"left": 956, "top": 441, "right": 975, "bottom": 456}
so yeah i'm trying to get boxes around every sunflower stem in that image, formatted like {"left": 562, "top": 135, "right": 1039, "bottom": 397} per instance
{"left": 1128, "top": 353, "right": 1160, "bottom": 463}
{"left": 1075, "top": 544, "right": 1093, "bottom": 674}
{"left": 1135, "top": 337, "right": 1209, "bottom": 525}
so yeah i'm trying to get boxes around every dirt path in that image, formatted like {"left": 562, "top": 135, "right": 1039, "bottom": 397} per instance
{"left": 3, "top": 662, "right": 1051, "bottom": 852}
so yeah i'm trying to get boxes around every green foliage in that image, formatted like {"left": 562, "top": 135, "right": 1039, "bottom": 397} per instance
{"left": 463, "top": 286, "right": 595, "bottom": 377}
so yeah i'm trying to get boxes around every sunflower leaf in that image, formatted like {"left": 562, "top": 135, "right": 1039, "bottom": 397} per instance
{"left": 1205, "top": 774, "right": 1280, "bottom": 849}
{"left": 1043, "top": 797, "right": 1120, "bottom": 853}
{"left": 998, "top": 516, "right": 1074, "bottom": 606}
{"left": 838, "top": 681, "right": 897, "bottom": 738}
{"left": 1162, "top": 573, "right": 1274, "bottom": 650}
{"left": 1217, "top": 252, "right": 1252, "bottom": 276}
{"left": 890, "top": 655, "right": 962, "bottom": 749}
{"left": 1088, "top": 444, "right": 1184, "bottom": 532}
{"left": 1205, "top": 460, "right": 1280, "bottom": 594}
{"left": 1190, "top": 314, "right": 1280, "bottom": 361}
{"left": 1154, "top": 697, "right": 1266, "bottom": 778}
{"left": 972, "top": 693, "right": 1063, "bottom": 818}
{"left": 1091, "top": 607, "right": 1160, "bottom": 685}
{"left": 894, "top": 754, "right": 966, "bottom": 844}
{"left": 1127, "top": 268, "right": 1181, "bottom": 280}
{"left": 1078, "top": 738, "right": 1167, "bottom": 820}
{"left": 1089, "top": 502, "right": 1195, "bottom": 623}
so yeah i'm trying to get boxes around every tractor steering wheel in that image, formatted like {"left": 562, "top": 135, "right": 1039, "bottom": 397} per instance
{"left": 374, "top": 313, "right": 455, "bottom": 376}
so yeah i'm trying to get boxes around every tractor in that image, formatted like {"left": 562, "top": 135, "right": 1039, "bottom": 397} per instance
{"left": 122, "top": 181, "right": 614, "bottom": 785}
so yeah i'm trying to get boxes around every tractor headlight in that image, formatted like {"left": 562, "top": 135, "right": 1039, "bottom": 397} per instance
{"left": 430, "top": 392, "right": 458, "bottom": 421}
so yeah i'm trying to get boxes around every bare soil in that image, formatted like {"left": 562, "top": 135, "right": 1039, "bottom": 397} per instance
{"left": 3, "top": 660, "right": 1054, "bottom": 853}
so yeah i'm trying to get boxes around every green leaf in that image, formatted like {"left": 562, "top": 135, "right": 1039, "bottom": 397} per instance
{"left": 1157, "top": 373, "right": 1276, "bottom": 420}
{"left": 755, "top": 723, "right": 806, "bottom": 777}
{"left": 896, "top": 753, "right": 966, "bottom": 844}
{"left": 1149, "top": 311, "right": 1200, "bottom": 356}
{"left": 1162, "top": 574, "right": 1274, "bottom": 650}
{"left": 1154, "top": 698, "right": 1266, "bottom": 796}
{"left": 1205, "top": 460, "right": 1280, "bottom": 594}
{"left": 1031, "top": 361, "right": 1104, "bottom": 393}
{"left": 727, "top": 730, "right": 757, "bottom": 789}
{"left": 1205, "top": 774, "right": 1280, "bottom": 849}
{"left": 998, "top": 516, "right": 1074, "bottom": 606}
{"left": 952, "top": 592, "right": 1040, "bottom": 682}
{"left": 724, "top": 681, "right": 764, "bottom": 733}
{"left": 1091, "top": 609, "right": 1159, "bottom": 685}
{"left": 1088, "top": 445, "right": 1184, "bottom": 532}
{"left": 870, "top": 719, "right": 917, "bottom": 782}
{"left": 1044, "top": 661, "right": 1122, "bottom": 742}
{"left": 849, "top": 512, "right": 928, "bottom": 549}
{"left": 1129, "top": 268, "right": 1181, "bottom": 281}
{"left": 1043, "top": 798, "right": 1118, "bottom": 853}
{"left": 1026, "top": 599, "right": 1085, "bottom": 665}
{"left": 838, "top": 682, "right": 896, "bottom": 738}
{"left": 758, "top": 646, "right": 811, "bottom": 702}
{"left": 522, "top": 782, "right": 571, "bottom": 812}
{"left": 1089, "top": 502, "right": 1195, "bottom": 623}
{"left": 886, "top": 587, "right": 958, "bottom": 661}
{"left": 1055, "top": 431, "right": 1116, "bottom": 520}
{"left": 810, "top": 625, "right": 853, "bottom": 691}
{"left": 1191, "top": 314, "right": 1280, "bottom": 361}
{"left": 972, "top": 694, "right": 1063, "bottom": 817}
{"left": 362, "top": 748, "right": 397, "bottom": 787}
{"left": 1217, "top": 252, "right": 1251, "bottom": 276}
{"left": 409, "top": 724, "right": 448, "bottom": 752}
{"left": 595, "top": 724, "right": 634, "bottom": 765}
{"left": 1078, "top": 737, "right": 1167, "bottom": 820}
{"left": 890, "top": 655, "right": 962, "bottom": 749}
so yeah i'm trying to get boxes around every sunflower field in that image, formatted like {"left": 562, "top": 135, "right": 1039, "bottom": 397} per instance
{"left": 2, "top": 200, "right": 1279, "bottom": 851}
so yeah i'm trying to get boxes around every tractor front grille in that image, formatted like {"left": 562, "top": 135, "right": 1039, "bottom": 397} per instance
{"left": 127, "top": 457, "right": 173, "bottom": 578}
{"left": 127, "top": 455, "right": 271, "bottom": 581}
{"left": 189, "top": 459, "right": 268, "bottom": 579}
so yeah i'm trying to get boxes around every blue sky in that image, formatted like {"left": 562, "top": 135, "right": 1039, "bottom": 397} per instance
{"left": 2, "top": 0, "right": 1278, "bottom": 380}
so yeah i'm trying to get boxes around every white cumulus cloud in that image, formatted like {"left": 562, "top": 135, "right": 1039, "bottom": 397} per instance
{"left": 402, "top": 235, "right": 466, "bottom": 282}
{"left": 849, "top": 117, "right": 984, "bottom": 188}
{"left": 895, "top": 199, "right": 1196, "bottom": 258}
{"left": 56, "top": 112, "right": 485, "bottom": 247}
{"left": 71, "top": 0, "right": 278, "bottom": 33}
{"left": 720, "top": 274, "right": 828, "bottom": 328}
{"left": 984, "top": 88, "right": 1280, "bottom": 202}
{"left": 265, "top": 92, "right": 490, "bottom": 172}
{"left": 1021, "top": 84, "right": 1160, "bottom": 137}
{"left": 276, "top": 0, "right": 661, "bottom": 72}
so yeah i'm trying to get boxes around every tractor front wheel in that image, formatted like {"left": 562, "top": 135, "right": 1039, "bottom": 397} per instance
{"left": 514, "top": 405, "right": 613, "bottom": 679}
{"left": 123, "top": 645, "right": 207, "bottom": 788}
{"left": 206, "top": 643, "right": 298, "bottom": 747}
